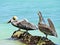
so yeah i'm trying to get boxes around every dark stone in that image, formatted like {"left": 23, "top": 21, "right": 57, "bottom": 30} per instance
{"left": 11, "top": 30, "right": 55, "bottom": 45}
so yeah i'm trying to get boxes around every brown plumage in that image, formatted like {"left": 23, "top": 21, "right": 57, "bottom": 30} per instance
{"left": 38, "top": 11, "right": 57, "bottom": 38}
{"left": 8, "top": 16, "right": 38, "bottom": 32}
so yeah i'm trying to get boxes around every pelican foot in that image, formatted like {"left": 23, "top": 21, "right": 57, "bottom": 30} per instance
{"left": 41, "top": 37, "right": 49, "bottom": 41}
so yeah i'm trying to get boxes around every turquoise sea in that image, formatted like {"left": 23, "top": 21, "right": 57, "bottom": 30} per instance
{"left": 0, "top": 0, "right": 60, "bottom": 45}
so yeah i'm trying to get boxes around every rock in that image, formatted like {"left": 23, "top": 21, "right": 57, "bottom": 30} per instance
{"left": 37, "top": 37, "right": 55, "bottom": 45}
{"left": 11, "top": 30, "right": 24, "bottom": 39}
{"left": 11, "top": 30, "right": 55, "bottom": 45}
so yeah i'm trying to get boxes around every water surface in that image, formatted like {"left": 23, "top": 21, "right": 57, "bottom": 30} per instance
{"left": 0, "top": 0, "right": 60, "bottom": 45}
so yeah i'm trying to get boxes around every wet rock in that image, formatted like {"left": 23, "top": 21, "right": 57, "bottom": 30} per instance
{"left": 11, "top": 30, "right": 55, "bottom": 45}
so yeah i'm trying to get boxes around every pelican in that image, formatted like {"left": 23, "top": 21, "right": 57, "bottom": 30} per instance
{"left": 38, "top": 11, "right": 57, "bottom": 38}
{"left": 8, "top": 16, "right": 38, "bottom": 32}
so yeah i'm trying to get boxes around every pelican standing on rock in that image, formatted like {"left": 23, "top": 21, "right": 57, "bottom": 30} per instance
{"left": 8, "top": 16, "right": 38, "bottom": 32}
{"left": 37, "top": 11, "right": 57, "bottom": 38}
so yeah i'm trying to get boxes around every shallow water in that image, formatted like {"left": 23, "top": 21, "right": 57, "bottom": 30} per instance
{"left": 0, "top": 0, "right": 60, "bottom": 45}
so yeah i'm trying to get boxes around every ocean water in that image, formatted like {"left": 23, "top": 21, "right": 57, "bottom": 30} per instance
{"left": 0, "top": 0, "right": 60, "bottom": 45}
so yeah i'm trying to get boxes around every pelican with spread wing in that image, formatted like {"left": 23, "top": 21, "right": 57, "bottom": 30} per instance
{"left": 8, "top": 16, "right": 38, "bottom": 32}
{"left": 38, "top": 11, "right": 57, "bottom": 38}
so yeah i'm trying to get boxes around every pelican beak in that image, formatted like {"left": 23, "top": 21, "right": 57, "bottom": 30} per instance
{"left": 38, "top": 11, "right": 41, "bottom": 16}
{"left": 7, "top": 20, "right": 11, "bottom": 23}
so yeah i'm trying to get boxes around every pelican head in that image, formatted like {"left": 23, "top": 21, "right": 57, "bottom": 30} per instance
{"left": 38, "top": 11, "right": 42, "bottom": 16}
{"left": 8, "top": 16, "right": 18, "bottom": 23}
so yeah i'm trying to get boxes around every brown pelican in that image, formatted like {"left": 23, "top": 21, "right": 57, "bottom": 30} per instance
{"left": 8, "top": 16, "right": 38, "bottom": 32}
{"left": 38, "top": 11, "right": 57, "bottom": 38}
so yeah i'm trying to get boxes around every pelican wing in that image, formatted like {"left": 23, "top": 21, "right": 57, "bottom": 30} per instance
{"left": 17, "top": 20, "right": 37, "bottom": 30}
{"left": 48, "top": 18, "right": 57, "bottom": 37}
{"left": 47, "top": 18, "right": 55, "bottom": 31}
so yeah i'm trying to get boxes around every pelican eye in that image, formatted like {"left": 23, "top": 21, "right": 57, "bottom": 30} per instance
{"left": 13, "top": 18, "right": 16, "bottom": 20}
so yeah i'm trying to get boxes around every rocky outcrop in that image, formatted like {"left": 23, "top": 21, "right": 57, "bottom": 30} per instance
{"left": 11, "top": 30, "right": 55, "bottom": 45}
